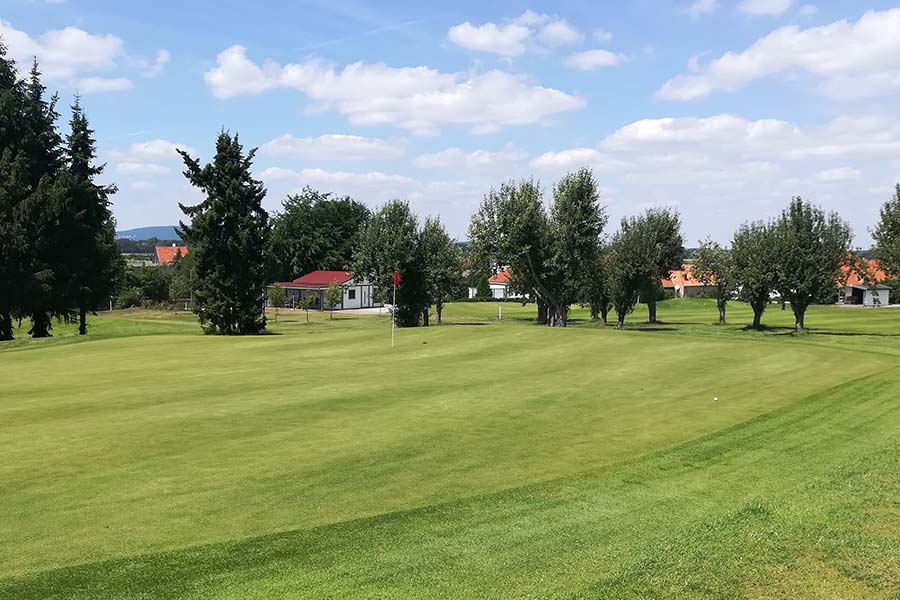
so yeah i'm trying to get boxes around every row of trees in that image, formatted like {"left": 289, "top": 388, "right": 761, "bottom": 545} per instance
{"left": 0, "top": 46, "right": 121, "bottom": 340}
{"left": 691, "top": 199, "right": 852, "bottom": 332}
{"left": 467, "top": 169, "right": 900, "bottom": 333}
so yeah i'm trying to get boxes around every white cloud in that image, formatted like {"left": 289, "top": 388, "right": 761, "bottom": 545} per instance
{"left": 0, "top": 20, "right": 168, "bottom": 89}
{"left": 563, "top": 49, "right": 626, "bottom": 71}
{"left": 593, "top": 29, "right": 614, "bottom": 43}
{"left": 447, "top": 11, "right": 583, "bottom": 57}
{"left": 132, "top": 49, "right": 171, "bottom": 78}
{"left": 259, "top": 134, "right": 406, "bottom": 161}
{"left": 737, "top": 0, "right": 793, "bottom": 17}
{"left": 682, "top": 0, "right": 720, "bottom": 19}
{"left": 111, "top": 139, "right": 197, "bottom": 162}
{"left": 815, "top": 166, "right": 860, "bottom": 182}
{"left": 447, "top": 21, "right": 531, "bottom": 57}
{"left": 260, "top": 166, "right": 416, "bottom": 188}
{"left": 413, "top": 145, "right": 527, "bottom": 169}
{"left": 78, "top": 76, "right": 133, "bottom": 93}
{"left": 204, "top": 46, "right": 585, "bottom": 134}
{"left": 658, "top": 9, "right": 900, "bottom": 100}
{"left": 537, "top": 19, "right": 584, "bottom": 46}
{"left": 531, "top": 148, "right": 631, "bottom": 171}
{"left": 115, "top": 162, "right": 171, "bottom": 175}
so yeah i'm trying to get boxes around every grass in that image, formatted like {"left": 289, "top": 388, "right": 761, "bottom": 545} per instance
{"left": 1, "top": 299, "right": 899, "bottom": 598}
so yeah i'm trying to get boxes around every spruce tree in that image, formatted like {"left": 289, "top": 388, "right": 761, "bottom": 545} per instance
{"left": 178, "top": 132, "right": 270, "bottom": 334}
{"left": 17, "top": 60, "right": 67, "bottom": 337}
{"left": 63, "top": 97, "right": 122, "bottom": 334}
{"left": 0, "top": 42, "right": 26, "bottom": 340}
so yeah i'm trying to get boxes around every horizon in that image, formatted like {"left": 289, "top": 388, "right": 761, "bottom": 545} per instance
{"left": 4, "top": 0, "right": 900, "bottom": 245}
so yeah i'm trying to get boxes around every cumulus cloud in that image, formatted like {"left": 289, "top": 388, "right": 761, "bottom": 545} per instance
{"left": 0, "top": 20, "right": 169, "bottom": 90}
{"left": 259, "top": 134, "right": 406, "bottom": 161}
{"left": 447, "top": 20, "right": 531, "bottom": 57}
{"left": 815, "top": 166, "right": 861, "bottom": 182}
{"left": 260, "top": 166, "right": 415, "bottom": 188}
{"left": 109, "top": 139, "right": 196, "bottom": 177}
{"left": 447, "top": 11, "right": 584, "bottom": 57}
{"left": 204, "top": 46, "right": 585, "bottom": 134}
{"left": 681, "top": 0, "right": 720, "bottom": 19}
{"left": 78, "top": 76, "right": 134, "bottom": 93}
{"left": 413, "top": 145, "right": 527, "bottom": 169}
{"left": 658, "top": 8, "right": 900, "bottom": 100}
{"left": 563, "top": 49, "right": 626, "bottom": 71}
{"left": 737, "top": 0, "right": 793, "bottom": 17}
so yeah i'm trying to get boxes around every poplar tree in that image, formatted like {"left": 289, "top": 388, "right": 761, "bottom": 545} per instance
{"left": 179, "top": 132, "right": 270, "bottom": 335}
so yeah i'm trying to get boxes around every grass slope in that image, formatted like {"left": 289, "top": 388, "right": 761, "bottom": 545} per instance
{"left": 2, "top": 300, "right": 899, "bottom": 598}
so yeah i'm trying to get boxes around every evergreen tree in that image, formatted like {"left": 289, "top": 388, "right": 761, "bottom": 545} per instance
{"left": 178, "top": 132, "right": 270, "bottom": 335}
{"left": 17, "top": 60, "right": 67, "bottom": 337}
{"left": 64, "top": 97, "right": 122, "bottom": 335}
{"left": 475, "top": 274, "right": 492, "bottom": 300}
{"left": 0, "top": 42, "right": 27, "bottom": 340}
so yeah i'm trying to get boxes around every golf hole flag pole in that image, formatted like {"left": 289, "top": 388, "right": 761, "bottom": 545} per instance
{"left": 391, "top": 271, "right": 401, "bottom": 349}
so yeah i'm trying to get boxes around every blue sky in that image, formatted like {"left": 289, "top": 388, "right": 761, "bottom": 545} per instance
{"left": 4, "top": 0, "right": 900, "bottom": 245}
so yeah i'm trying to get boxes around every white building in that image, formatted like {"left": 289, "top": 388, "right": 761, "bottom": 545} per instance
{"left": 268, "top": 271, "right": 380, "bottom": 310}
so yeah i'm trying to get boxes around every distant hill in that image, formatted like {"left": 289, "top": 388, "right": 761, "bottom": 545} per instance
{"left": 116, "top": 226, "right": 181, "bottom": 241}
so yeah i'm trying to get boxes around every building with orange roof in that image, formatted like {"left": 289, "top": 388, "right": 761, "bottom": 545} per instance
{"left": 154, "top": 244, "right": 189, "bottom": 265}
{"left": 664, "top": 265, "right": 718, "bottom": 298}
{"left": 838, "top": 259, "right": 891, "bottom": 306}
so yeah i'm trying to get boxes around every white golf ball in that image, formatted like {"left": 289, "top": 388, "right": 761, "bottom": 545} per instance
{"left": 713, "top": 396, "right": 719, "bottom": 401}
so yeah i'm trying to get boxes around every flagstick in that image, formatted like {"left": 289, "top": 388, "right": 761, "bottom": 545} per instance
{"left": 390, "top": 287, "right": 395, "bottom": 348}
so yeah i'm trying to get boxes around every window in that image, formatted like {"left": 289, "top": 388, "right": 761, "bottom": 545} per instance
{"left": 348, "top": 289, "right": 356, "bottom": 300}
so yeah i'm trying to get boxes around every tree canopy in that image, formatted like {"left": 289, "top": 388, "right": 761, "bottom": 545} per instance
{"left": 873, "top": 184, "right": 900, "bottom": 278}
{"left": 691, "top": 239, "right": 735, "bottom": 325}
{"left": 178, "top": 132, "right": 270, "bottom": 335}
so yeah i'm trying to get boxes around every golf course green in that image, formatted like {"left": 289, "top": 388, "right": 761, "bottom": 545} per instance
{"left": 2, "top": 300, "right": 899, "bottom": 598}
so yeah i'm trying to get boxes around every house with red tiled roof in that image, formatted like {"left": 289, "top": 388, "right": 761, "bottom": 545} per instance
{"left": 838, "top": 260, "right": 891, "bottom": 306}
{"left": 267, "top": 270, "right": 380, "bottom": 310}
{"left": 664, "top": 265, "right": 717, "bottom": 298}
{"left": 154, "top": 244, "right": 189, "bottom": 265}
{"left": 468, "top": 268, "right": 525, "bottom": 299}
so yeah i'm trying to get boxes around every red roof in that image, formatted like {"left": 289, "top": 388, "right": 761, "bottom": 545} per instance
{"left": 843, "top": 259, "right": 888, "bottom": 287}
{"left": 667, "top": 265, "right": 707, "bottom": 288}
{"left": 489, "top": 268, "right": 511, "bottom": 284}
{"left": 282, "top": 270, "right": 352, "bottom": 288}
{"left": 155, "top": 245, "right": 189, "bottom": 265}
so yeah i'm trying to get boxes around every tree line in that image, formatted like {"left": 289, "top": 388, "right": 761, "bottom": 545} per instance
{"left": 0, "top": 45, "right": 121, "bottom": 340}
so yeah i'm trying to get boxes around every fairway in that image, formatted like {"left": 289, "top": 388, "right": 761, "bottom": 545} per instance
{"left": 2, "top": 300, "right": 900, "bottom": 598}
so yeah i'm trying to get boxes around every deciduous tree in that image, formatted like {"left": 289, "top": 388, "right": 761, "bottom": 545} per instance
{"left": 420, "top": 217, "right": 463, "bottom": 324}
{"left": 269, "top": 284, "right": 287, "bottom": 321}
{"left": 325, "top": 280, "right": 341, "bottom": 319}
{"left": 873, "top": 183, "right": 900, "bottom": 278}
{"left": 772, "top": 197, "right": 852, "bottom": 333}
{"left": 352, "top": 200, "right": 427, "bottom": 327}
{"left": 732, "top": 221, "right": 777, "bottom": 330}
{"left": 690, "top": 239, "right": 735, "bottom": 324}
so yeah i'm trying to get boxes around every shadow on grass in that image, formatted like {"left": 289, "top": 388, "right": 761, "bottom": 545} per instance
{"left": 445, "top": 322, "right": 490, "bottom": 326}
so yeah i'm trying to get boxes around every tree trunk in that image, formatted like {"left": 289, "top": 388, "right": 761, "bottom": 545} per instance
{"left": 0, "top": 310, "right": 13, "bottom": 341}
{"left": 29, "top": 312, "right": 52, "bottom": 338}
{"left": 750, "top": 300, "right": 765, "bottom": 330}
{"left": 436, "top": 302, "right": 443, "bottom": 325}
{"left": 792, "top": 304, "right": 806, "bottom": 333}
{"left": 647, "top": 297, "right": 657, "bottom": 324}
{"left": 550, "top": 304, "right": 568, "bottom": 327}
{"left": 600, "top": 304, "right": 609, "bottom": 327}
{"left": 536, "top": 298, "right": 548, "bottom": 324}
{"left": 615, "top": 309, "right": 626, "bottom": 329}
{"left": 79, "top": 308, "right": 87, "bottom": 335}
{"left": 717, "top": 298, "right": 726, "bottom": 325}
{"left": 422, "top": 308, "right": 430, "bottom": 327}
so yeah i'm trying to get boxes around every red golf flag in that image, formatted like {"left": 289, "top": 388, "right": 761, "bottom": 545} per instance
{"left": 393, "top": 271, "right": 402, "bottom": 286}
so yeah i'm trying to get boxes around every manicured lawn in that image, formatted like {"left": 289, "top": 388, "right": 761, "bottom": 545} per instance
{"left": 2, "top": 300, "right": 899, "bottom": 598}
